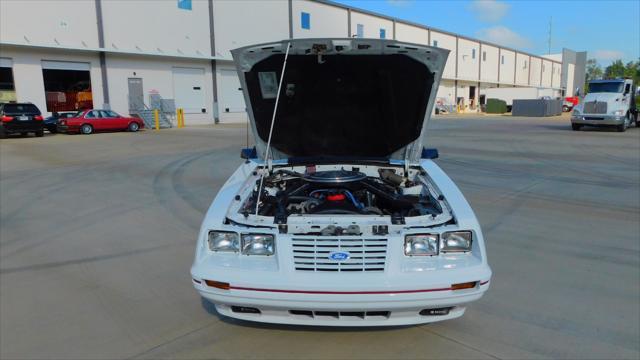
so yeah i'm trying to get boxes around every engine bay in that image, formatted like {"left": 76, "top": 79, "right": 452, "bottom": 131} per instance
{"left": 239, "top": 166, "right": 444, "bottom": 224}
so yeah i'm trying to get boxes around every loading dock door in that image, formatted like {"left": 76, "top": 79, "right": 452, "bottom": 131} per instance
{"left": 218, "top": 69, "right": 245, "bottom": 113}
{"left": 41, "top": 60, "right": 92, "bottom": 112}
{"left": 172, "top": 67, "right": 205, "bottom": 113}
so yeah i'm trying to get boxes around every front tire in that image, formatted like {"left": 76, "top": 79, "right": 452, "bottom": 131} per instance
{"left": 571, "top": 124, "right": 581, "bottom": 131}
{"left": 35, "top": 130, "right": 44, "bottom": 137}
{"left": 80, "top": 124, "right": 93, "bottom": 135}
{"left": 128, "top": 122, "right": 140, "bottom": 132}
{"left": 563, "top": 105, "right": 571, "bottom": 112}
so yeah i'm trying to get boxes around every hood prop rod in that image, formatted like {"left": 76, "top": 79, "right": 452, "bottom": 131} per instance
{"left": 255, "top": 42, "right": 292, "bottom": 216}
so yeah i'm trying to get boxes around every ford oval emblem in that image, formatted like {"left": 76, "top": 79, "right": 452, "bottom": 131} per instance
{"left": 328, "top": 251, "right": 350, "bottom": 261}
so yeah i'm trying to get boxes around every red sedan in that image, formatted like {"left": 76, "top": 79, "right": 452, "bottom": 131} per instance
{"left": 58, "top": 109, "right": 144, "bottom": 135}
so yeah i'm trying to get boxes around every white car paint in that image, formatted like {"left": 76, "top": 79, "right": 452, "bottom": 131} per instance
{"left": 191, "top": 39, "right": 492, "bottom": 326}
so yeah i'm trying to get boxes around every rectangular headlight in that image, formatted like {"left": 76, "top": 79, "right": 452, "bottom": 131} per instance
{"left": 441, "top": 231, "right": 473, "bottom": 253}
{"left": 404, "top": 234, "right": 439, "bottom": 256}
{"left": 241, "top": 234, "right": 275, "bottom": 255}
{"left": 208, "top": 231, "right": 239, "bottom": 252}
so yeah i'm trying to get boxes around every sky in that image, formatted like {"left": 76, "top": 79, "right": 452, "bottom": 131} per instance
{"left": 333, "top": 0, "right": 640, "bottom": 66}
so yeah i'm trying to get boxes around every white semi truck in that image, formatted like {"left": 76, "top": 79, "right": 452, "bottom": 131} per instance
{"left": 571, "top": 79, "right": 638, "bottom": 132}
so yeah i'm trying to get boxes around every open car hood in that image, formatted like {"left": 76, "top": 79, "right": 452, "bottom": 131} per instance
{"left": 231, "top": 38, "right": 449, "bottom": 163}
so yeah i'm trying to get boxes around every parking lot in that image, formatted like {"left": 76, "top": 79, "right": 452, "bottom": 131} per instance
{"left": 1, "top": 115, "right": 638, "bottom": 359}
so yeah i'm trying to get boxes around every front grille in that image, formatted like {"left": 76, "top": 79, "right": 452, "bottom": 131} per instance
{"left": 583, "top": 101, "right": 607, "bottom": 114}
{"left": 292, "top": 237, "right": 388, "bottom": 272}
{"left": 584, "top": 116, "right": 605, "bottom": 120}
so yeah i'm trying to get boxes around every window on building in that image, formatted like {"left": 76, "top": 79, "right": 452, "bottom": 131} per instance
{"left": 177, "top": 0, "right": 191, "bottom": 11}
{"left": 482, "top": 51, "right": 486, "bottom": 61}
{"left": 356, "top": 24, "right": 364, "bottom": 38}
{"left": 501, "top": 55, "right": 504, "bottom": 64}
{"left": 301, "top": 12, "right": 310, "bottom": 30}
{"left": 380, "top": 28, "right": 386, "bottom": 39}
{"left": 433, "top": 40, "right": 438, "bottom": 47}
{"left": 524, "top": 60, "right": 528, "bottom": 69}
{"left": 0, "top": 66, "right": 16, "bottom": 103}
{"left": 472, "top": 49, "right": 476, "bottom": 59}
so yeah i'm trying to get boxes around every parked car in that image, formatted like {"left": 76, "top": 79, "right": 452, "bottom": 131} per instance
{"left": 0, "top": 102, "right": 44, "bottom": 138}
{"left": 562, "top": 96, "right": 579, "bottom": 112}
{"left": 190, "top": 39, "right": 492, "bottom": 327}
{"left": 44, "top": 111, "right": 77, "bottom": 133}
{"left": 58, "top": 109, "right": 144, "bottom": 135}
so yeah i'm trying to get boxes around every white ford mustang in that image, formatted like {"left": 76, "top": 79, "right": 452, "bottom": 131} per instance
{"left": 191, "top": 38, "right": 491, "bottom": 326}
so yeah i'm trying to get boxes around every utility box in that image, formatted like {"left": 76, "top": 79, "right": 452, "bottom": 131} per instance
{"left": 486, "top": 98, "right": 507, "bottom": 114}
{"left": 512, "top": 99, "right": 562, "bottom": 117}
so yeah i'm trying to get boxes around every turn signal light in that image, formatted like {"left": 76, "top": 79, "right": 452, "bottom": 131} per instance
{"left": 1, "top": 116, "right": 13, "bottom": 122}
{"left": 451, "top": 282, "right": 477, "bottom": 290}
{"left": 33, "top": 115, "right": 43, "bottom": 121}
{"left": 204, "top": 279, "right": 230, "bottom": 290}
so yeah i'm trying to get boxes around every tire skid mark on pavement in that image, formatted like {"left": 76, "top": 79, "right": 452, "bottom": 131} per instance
{"left": 0, "top": 243, "right": 177, "bottom": 275}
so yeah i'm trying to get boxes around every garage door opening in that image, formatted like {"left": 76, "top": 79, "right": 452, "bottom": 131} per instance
{"left": 0, "top": 59, "right": 16, "bottom": 103}
{"left": 42, "top": 61, "right": 93, "bottom": 112}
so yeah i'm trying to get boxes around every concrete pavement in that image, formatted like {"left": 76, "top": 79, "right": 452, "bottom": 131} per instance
{"left": 1, "top": 116, "right": 638, "bottom": 359}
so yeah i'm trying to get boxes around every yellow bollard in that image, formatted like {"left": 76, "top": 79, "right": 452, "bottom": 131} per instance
{"left": 180, "top": 108, "right": 185, "bottom": 128}
{"left": 153, "top": 109, "right": 160, "bottom": 130}
{"left": 176, "top": 109, "right": 181, "bottom": 128}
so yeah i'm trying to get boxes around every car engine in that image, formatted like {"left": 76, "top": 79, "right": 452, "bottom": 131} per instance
{"left": 240, "top": 168, "right": 443, "bottom": 223}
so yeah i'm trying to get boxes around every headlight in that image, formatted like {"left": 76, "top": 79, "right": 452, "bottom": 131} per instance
{"left": 441, "top": 231, "right": 473, "bottom": 253}
{"left": 208, "top": 231, "right": 239, "bottom": 252}
{"left": 404, "top": 234, "right": 439, "bottom": 256}
{"left": 241, "top": 234, "right": 275, "bottom": 255}
{"left": 612, "top": 110, "right": 624, "bottom": 116}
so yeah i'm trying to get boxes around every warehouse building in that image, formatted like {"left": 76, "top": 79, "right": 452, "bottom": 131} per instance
{"left": 0, "top": 0, "right": 585, "bottom": 125}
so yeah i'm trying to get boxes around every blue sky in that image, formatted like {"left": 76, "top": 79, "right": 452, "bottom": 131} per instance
{"left": 333, "top": 0, "right": 640, "bottom": 65}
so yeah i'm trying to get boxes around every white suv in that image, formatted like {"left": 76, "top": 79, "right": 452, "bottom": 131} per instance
{"left": 191, "top": 39, "right": 492, "bottom": 326}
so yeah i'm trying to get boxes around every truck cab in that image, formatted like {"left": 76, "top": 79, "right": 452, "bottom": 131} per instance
{"left": 571, "top": 79, "right": 638, "bottom": 132}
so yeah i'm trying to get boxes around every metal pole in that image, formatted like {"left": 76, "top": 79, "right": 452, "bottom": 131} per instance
{"left": 255, "top": 42, "right": 292, "bottom": 215}
{"left": 154, "top": 109, "right": 160, "bottom": 130}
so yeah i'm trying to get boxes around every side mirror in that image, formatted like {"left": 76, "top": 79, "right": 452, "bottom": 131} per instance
{"left": 240, "top": 147, "right": 257, "bottom": 159}
{"left": 421, "top": 148, "right": 439, "bottom": 159}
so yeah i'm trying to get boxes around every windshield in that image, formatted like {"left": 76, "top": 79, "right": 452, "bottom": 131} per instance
{"left": 588, "top": 82, "right": 624, "bottom": 93}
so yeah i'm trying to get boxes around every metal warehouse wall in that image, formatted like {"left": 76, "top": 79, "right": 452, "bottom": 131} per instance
{"left": 0, "top": 0, "right": 578, "bottom": 123}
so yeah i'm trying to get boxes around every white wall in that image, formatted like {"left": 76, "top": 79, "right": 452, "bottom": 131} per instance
{"left": 394, "top": 23, "right": 428, "bottom": 44}
{"left": 436, "top": 80, "right": 456, "bottom": 106}
{"left": 552, "top": 62, "right": 562, "bottom": 88}
{"left": 0, "top": 0, "right": 99, "bottom": 49}
{"left": 457, "top": 38, "right": 479, "bottom": 81}
{"left": 0, "top": 46, "right": 104, "bottom": 116}
{"left": 541, "top": 59, "right": 552, "bottom": 88}
{"left": 350, "top": 11, "right": 393, "bottom": 39}
{"left": 515, "top": 53, "right": 529, "bottom": 86}
{"left": 499, "top": 49, "right": 515, "bottom": 84}
{"left": 101, "top": 0, "right": 211, "bottom": 58}
{"left": 292, "top": 0, "right": 348, "bottom": 38}
{"left": 430, "top": 31, "right": 457, "bottom": 79}
{"left": 104, "top": 55, "right": 214, "bottom": 125}
{"left": 480, "top": 44, "right": 499, "bottom": 83}
{"left": 213, "top": 0, "right": 289, "bottom": 60}
{"left": 530, "top": 57, "right": 541, "bottom": 87}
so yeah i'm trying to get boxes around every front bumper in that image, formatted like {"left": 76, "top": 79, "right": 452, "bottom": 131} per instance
{"left": 191, "top": 261, "right": 492, "bottom": 326}
{"left": 571, "top": 114, "right": 625, "bottom": 126}
{"left": 1, "top": 123, "right": 43, "bottom": 133}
